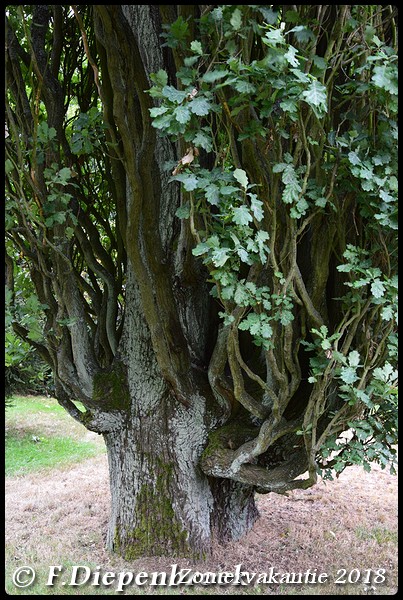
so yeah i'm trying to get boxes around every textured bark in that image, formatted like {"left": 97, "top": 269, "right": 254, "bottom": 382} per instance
{"left": 105, "top": 414, "right": 259, "bottom": 559}
{"left": 103, "top": 259, "right": 258, "bottom": 558}
{"left": 85, "top": 5, "right": 260, "bottom": 558}
{"left": 10, "top": 4, "right": 391, "bottom": 561}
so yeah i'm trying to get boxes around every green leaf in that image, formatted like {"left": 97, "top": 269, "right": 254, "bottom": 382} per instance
{"left": 372, "top": 64, "right": 398, "bottom": 95}
{"left": 220, "top": 185, "right": 239, "bottom": 196}
{"left": 189, "top": 97, "right": 211, "bottom": 116}
{"left": 340, "top": 366, "right": 359, "bottom": 385}
{"left": 245, "top": 320, "right": 260, "bottom": 336}
{"left": 174, "top": 105, "right": 192, "bottom": 124}
{"left": 371, "top": 279, "right": 385, "bottom": 298}
{"left": 348, "top": 151, "right": 361, "bottom": 166}
{"left": 284, "top": 45, "right": 300, "bottom": 67}
{"left": 205, "top": 183, "right": 220, "bottom": 206}
{"left": 162, "top": 16, "right": 189, "bottom": 48}
{"left": 312, "top": 55, "right": 327, "bottom": 72}
{"left": 257, "top": 7, "right": 279, "bottom": 25}
{"left": 272, "top": 162, "right": 287, "bottom": 173}
{"left": 283, "top": 182, "right": 301, "bottom": 204}
{"left": 249, "top": 194, "right": 264, "bottom": 221}
{"left": 221, "top": 285, "right": 235, "bottom": 300}
{"left": 381, "top": 305, "right": 394, "bottom": 321}
{"left": 264, "top": 28, "right": 285, "bottom": 46}
{"left": 233, "top": 168, "right": 249, "bottom": 190}
{"left": 291, "top": 68, "right": 310, "bottom": 83}
{"left": 53, "top": 167, "right": 72, "bottom": 185}
{"left": 202, "top": 69, "right": 229, "bottom": 83}
{"left": 337, "top": 263, "right": 353, "bottom": 273}
{"left": 285, "top": 10, "right": 300, "bottom": 24}
{"left": 315, "top": 197, "right": 327, "bottom": 208}
{"left": 171, "top": 173, "right": 199, "bottom": 191}
{"left": 192, "top": 130, "right": 213, "bottom": 152}
{"left": 162, "top": 86, "right": 188, "bottom": 103}
{"left": 230, "top": 8, "right": 242, "bottom": 31}
{"left": 234, "top": 80, "right": 256, "bottom": 94}
{"left": 211, "top": 248, "right": 230, "bottom": 267}
{"left": 192, "top": 242, "right": 210, "bottom": 257}
{"left": 260, "top": 322, "right": 273, "bottom": 339}
{"left": 389, "top": 175, "right": 398, "bottom": 191}
{"left": 287, "top": 25, "right": 316, "bottom": 43}
{"left": 184, "top": 55, "right": 200, "bottom": 67}
{"left": 348, "top": 350, "right": 361, "bottom": 367}
{"left": 250, "top": 319, "right": 262, "bottom": 336}
{"left": 373, "top": 362, "right": 397, "bottom": 383}
{"left": 234, "top": 284, "right": 250, "bottom": 306}
{"left": 237, "top": 247, "right": 251, "bottom": 264}
{"left": 175, "top": 202, "right": 191, "bottom": 219}
{"left": 190, "top": 40, "right": 203, "bottom": 55}
{"left": 218, "top": 312, "right": 235, "bottom": 326}
{"left": 149, "top": 106, "right": 169, "bottom": 118}
{"left": 152, "top": 112, "right": 173, "bottom": 130}
{"left": 280, "top": 99, "right": 298, "bottom": 115}
{"left": 206, "top": 235, "right": 220, "bottom": 249}
{"left": 65, "top": 226, "right": 75, "bottom": 240}
{"left": 256, "top": 230, "right": 270, "bottom": 262}
{"left": 211, "top": 7, "right": 223, "bottom": 21}
{"left": 245, "top": 282, "right": 257, "bottom": 295}
{"left": 291, "top": 197, "right": 309, "bottom": 218}
{"left": 37, "top": 122, "right": 57, "bottom": 143}
{"left": 256, "top": 231, "right": 269, "bottom": 245}
{"left": 45, "top": 212, "right": 67, "bottom": 227}
{"left": 279, "top": 310, "right": 294, "bottom": 326}
{"left": 301, "top": 80, "right": 327, "bottom": 110}
{"left": 232, "top": 205, "right": 253, "bottom": 226}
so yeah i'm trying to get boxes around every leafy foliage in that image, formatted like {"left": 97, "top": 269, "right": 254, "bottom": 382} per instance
{"left": 5, "top": 5, "right": 398, "bottom": 496}
{"left": 148, "top": 5, "right": 398, "bottom": 481}
{"left": 5, "top": 246, "right": 53, "bottom": 397}
{"left": 5, "top": 4, "right": 126, "bottom": 400}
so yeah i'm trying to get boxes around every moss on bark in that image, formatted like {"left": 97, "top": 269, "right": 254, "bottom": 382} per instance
{"left": 112, "top": 458, "right": 193, "bottom": 559}
{"left": 201, "top": 419, "right": 258, "bottom": 463}
{"left": 93, "top": 361, "right": 130, "bottom": 411}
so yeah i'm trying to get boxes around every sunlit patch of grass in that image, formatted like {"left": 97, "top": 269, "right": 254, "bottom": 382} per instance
{"left": 5, "top": 429, "right": 101, "bottom": 476}
{"left": 5, "top": 395, "right": 106, "bottom": 454}
{"left": 6, "top": 395, "right": 84, "bottom": 417}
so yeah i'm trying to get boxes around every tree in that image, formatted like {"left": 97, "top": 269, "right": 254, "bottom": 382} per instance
{"left": 5, "top": 5, "right": 398, "bottom": 559}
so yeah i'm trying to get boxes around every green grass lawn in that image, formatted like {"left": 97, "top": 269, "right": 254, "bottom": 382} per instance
{"left": 5, "top": 395, "right": 106, "bottom": 476}
{"left": 5, "top": 430, "right": 102, "bottom": 476}
{"left": 6, "top": 394, "right": 83, "bottom": 416}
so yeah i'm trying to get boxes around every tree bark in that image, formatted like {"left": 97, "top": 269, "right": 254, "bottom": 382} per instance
{"left": 104, "top": 393, "right": 259, "bottom": 559}
{"left": 6, "top": 3, "right": 398, "bottom": 561}
{"left": 103, "top": 259, "right": 258, "bottom": 558}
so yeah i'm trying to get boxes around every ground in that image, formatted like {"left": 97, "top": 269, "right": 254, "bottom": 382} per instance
{"left": 5, "top": 397, "right": 398, "bottom": 595}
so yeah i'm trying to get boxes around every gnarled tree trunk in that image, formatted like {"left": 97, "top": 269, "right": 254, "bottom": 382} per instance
{"left": 8, "top": 4, "right": 395, "bottom": 562}
{"left": 90, "top": 7, "right": 260, "bottom": 557}
{"left": 102, "top": 260, "right": 258, "bottom": 558}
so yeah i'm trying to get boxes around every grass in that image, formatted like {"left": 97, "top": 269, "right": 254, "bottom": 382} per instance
{"left": 6, "top": 395, "right": 70, "bottom": 415}
{"left": 5, "top": 430, "right": 101, "bottom": 476}
{"left": 5, "top": 395, "right": 398, "bottom": 595}
{"left": 5, "top": 394, "right": 105, "bottom": 476}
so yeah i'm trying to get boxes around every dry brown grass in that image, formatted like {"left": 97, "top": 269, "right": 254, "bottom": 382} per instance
{"left": 5, "top": 446, "right": 397, "bottom": 595}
